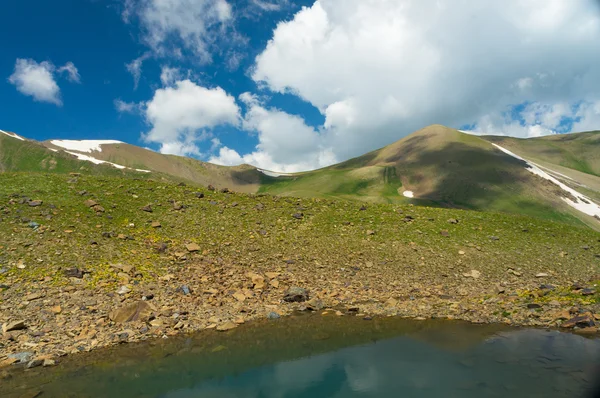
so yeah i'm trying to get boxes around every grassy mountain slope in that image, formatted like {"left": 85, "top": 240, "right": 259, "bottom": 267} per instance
{"left": 483, "top": 131, "right": 600, "bottom": 177}
{"left": 0, "top": 133, "right": 148, "bottom": 179}
{"left": 261, "top": 125, "right": 595, "bottom": 226}
{"left": 42, "top": 140, "right": 262, "bottom": 193}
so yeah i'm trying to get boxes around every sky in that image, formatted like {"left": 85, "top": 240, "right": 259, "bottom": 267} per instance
{"left": 2, "top": 0, "right": 600, "bottom": 172}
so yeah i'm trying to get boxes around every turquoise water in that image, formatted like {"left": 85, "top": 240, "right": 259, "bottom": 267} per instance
{"left": 2, "top": 316, "right": 600, "bottom": 397}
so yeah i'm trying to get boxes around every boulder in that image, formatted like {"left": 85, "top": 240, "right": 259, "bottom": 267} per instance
{"left": 109, "top": 301, "right": 155, "bottom": 324}
{"left": 2, "top": 320, "right": 26, "bottom": 333}
{"left": 283, "top": 287, "right": 309, "bottom": 303}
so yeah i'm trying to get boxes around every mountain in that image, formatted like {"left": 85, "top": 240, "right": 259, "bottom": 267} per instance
{"left": 1, "top": 126, "right": 599, "bottom": 229}
{"left": 260, "top": 125, "right": 600, "bottom": 228}
{"left": 0, "top": 129, "right": 262, "bottom": 192}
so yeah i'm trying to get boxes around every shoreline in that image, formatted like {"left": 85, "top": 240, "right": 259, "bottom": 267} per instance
{"left": 2, "top": 259, "right": 600, "bottom": 372}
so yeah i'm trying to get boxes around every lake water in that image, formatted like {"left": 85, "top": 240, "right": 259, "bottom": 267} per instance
{"left": 2, "top": 315, "right": 600, "bottom": 398}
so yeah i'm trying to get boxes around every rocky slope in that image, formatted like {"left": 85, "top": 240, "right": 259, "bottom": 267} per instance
{"left": 0, "top": 173, "right": 599, "bottom": 371}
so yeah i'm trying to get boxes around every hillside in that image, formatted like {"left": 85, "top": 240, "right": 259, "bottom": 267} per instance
{"left": 483, "top": 131, "right": 600, "bottom": 177}
{"left": 260, "top": 125, "right": 600, "bottom": 228}
{"left": 42, "top": 139, "right": 263, "bottom": 193}
{"left": 0, "top": 172, "right": 599, "bottom": 369}
{"left": 2, "top": 126, "right": 600, "bottom": 229}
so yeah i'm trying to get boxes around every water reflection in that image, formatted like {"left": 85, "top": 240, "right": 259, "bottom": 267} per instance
{"left": 165, "top": 329, "right": 600, "bottom": 398}
{"left": 2, "top": 317, "right": 599, "bottom": 398}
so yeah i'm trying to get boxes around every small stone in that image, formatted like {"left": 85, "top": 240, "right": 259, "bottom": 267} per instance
{"left": 535, "top": 273, "right": 549, "bottom": 278}
{"left": 448, "top": 218, "right": 459, "bottom": 224}
{"left": 151, "top": 221, "right": 161, "bottom": 228}
{"left": 463, "top": 270, "right": 480, "bottom": 279}
{"left": 25, "top": 293, "right": 43, "bottom": 301}
{"left": 527, "top": 303, "right": 542, "bottom": 309}
{"left": 142, "top": 293, "right": 154, "bottom": 301}
{"left": 26, "top": 359, "right": 43, "bottom": 369}
{"left": 63, "top": 267, "right": 84, "bottom": 279}
{"left": 458, "top": 250, "right": 466, "bottom": 255}
{"left": 28, "top": 200, "right": 43, "bottom": 207}
{"left": 292, "top": 213, "right": 304, "bottom": 220}
{"left": 582, "top": 288, "right": 596, "bottom": 296}
{"left": 233, "top": 291, "right": 246, "bottom": 302}
{"left": 283, "top": 287, "right": 309, "bottom": 302}
{"left": 490, "top": 236, "right": 500, "bottom": 241}
{"left": 173, "top": 202, "right": 183, "bottom": 211}
{"left": 42, "top": 358, "right": 56, "bottom": 367}
{"left": 440, "top": 230, "right": 449, "bottom": 237}
{"left": 186, "top": 243, "right": 200, "bottom": 252}
{"left": 366, "top": 230, "right": 376, "bottom": 236}
{"left": 116, "top": 285, "right": 131, "bottom": 295}
{"left": 180, "top": 285, "right": 191, "bottom": 295}
{"left": 50, "top": 305, "right": 62, "bottom": 314}
{"left": 194, "top": 192, "right": 204, "bottom": 199}
{"left": 561, "top": 315, "right": 595, "bottom": 329}
{"left": 7, "top": 352, "right": 33, "bottom": 364}
{"left": 267, "top": 312, "right": 281, "bottom": 320}
{"left": 3, "top": 320, "right": 27, "bottom": 333}
{"left": 84, "top": 199, "right": 98, "bottom": 207}
{"left": 141, "top": 205, "right": 153, "bottom": 212}
{"left": 307, "top": 298, "right": 324, "bottom": 310}
{"left": 216, "top": 321, "right": 238, "bottom": 332}
{"left": 92, "top": 205, "right": 105, "bottom": 213}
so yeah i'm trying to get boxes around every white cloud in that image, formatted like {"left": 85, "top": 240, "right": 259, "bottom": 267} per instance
{"left": 160, "top": 66, "right": 182, "bottom": 86}
{"left": 572, "top": 101, "right": 600, "bottom": 132}
{"left": 252, "top": 0, "right": 600, "bottom": 161}
{"left": 126, "top": 53, "right": 150, "bottom": 89}
{"left": 209, "top": 92, "right": 337, "bottom": 172}
{"left": 124, "top": 0, "right": 233, "bottom": 62}
{"left": 114, "top": 99, "right": 139, "bottom": 114}
{"left": 57, "top": 61, "right": 81, "bottom": 83}
{"left": 8, "top": 58, "right": 80, "bottom": 106}
{"left": 143, "top": 79, "right": 240, "bottom": 156}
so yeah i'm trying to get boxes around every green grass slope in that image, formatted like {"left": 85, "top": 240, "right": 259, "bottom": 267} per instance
{"left": 483, "top": 131, "right": 600, "bottom": 177}
{"left": 260, "top": 125, "right": 591, "bottom": 226}
{"left": 1, "top": 172, "right": 598, "bottom": 291}
{"left": 0, "top": 133, "right": 148, "bottom": 179}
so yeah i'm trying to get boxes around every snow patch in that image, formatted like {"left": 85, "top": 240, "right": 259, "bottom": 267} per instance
{"left": 403, "top": 191, "right": 414, "bottom": 198}
{"left": 63, "top": 150, "right": 150, "bottom": 173}
{"left": 0, "top": 130, "right": 25, "bottom": 141}
{"left": 257, "top": 169, "right": 295, "bottom": 178}
{"left": 492, "top": 144, "right": 600, "bottom": 218}
{"left": 50, "top": 139, "right": 122, "bottom": 153}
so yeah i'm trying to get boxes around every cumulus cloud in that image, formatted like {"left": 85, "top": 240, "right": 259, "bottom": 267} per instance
{"left": 252, "top": 0, "right": 600, "bottom": 162}
{"left": 123, "top": 0, "right": 233, "bottom": 62}
{"left": 8, "top": 58, "right": 80, "bottom": 105}
{"left": 142, "top": 79, "right": 240, "bottom": 156}
{"left": 209, "top": 92, "right": 336, "bottom": 172}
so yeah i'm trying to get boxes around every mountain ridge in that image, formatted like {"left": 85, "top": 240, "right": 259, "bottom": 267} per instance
{"left": 1, "top": 124, "right": 599, "bottom": 229}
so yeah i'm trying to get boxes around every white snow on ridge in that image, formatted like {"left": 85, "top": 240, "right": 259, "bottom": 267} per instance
{"left": 50, "top": 139, "right": 122, "bottom": 153}
{"left": 492, "top": 144, "right": 600, "bottom": 218}
{"left": 0, "top": 130, "right": 25, "bottom": 141}
{"left": 63, "top": 150, "right": 150, "bottom": 173}
{"left": 257, "top": 169, "right": 296, "bottom": 178}
{"left": 403, "top": 191, "right": 414, "bottom": 198}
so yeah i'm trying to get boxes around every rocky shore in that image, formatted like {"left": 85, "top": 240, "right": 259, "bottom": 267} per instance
{"left": 2, "top": 254, "right": 600, "bottom": 373}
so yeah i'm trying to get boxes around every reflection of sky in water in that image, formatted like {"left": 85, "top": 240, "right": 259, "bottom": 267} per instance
{"left": 164, "top": 330, "right": 600, "bottom": 398}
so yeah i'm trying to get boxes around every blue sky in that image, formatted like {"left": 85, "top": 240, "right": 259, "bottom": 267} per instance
{"left": 2, "top": 0, "right": 600, "bottom": 172}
